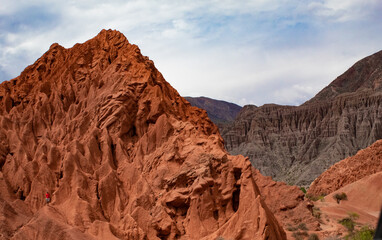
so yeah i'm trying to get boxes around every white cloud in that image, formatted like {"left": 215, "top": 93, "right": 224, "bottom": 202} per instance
{"left": 306, "top": 0, "right": 380, "bottom": 22}
{"left": 1, "top": 0, "right": 381, "bottom": 106}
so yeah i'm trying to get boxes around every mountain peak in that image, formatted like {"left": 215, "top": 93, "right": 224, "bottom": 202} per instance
{"left": 0, "top": 28, "right": 155, "bottom": 115}
{"left": 49, "top": 42, "right": 63, "bottom": 50}
{"left": 305, "top": 50, "right": 382, "bottom": 105}
{"left": 0, "top": 30, "right": 286, "bottom": 239}
{"left": 94, "top": 29, "right": 129, "bottom": 45}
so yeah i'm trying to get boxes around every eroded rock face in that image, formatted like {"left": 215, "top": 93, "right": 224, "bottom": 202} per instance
{"left": 251, "top": 170, "right": 320, "bottom": 233}
{"left": 0, "top": 30, "right": 285, "bottom": 239}
{"left": 221, "top": 50, "right": 382, "bottom": 186}
{"left": 307, "top": 139, "right": 382, "bottom": 197}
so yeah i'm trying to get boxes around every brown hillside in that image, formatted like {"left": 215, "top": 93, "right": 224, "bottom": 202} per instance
{"left": 314, "top": 172, "right": 382, "bottom": 239}
{"left": 308, "top": 139, "right": 382, "bottom": 197}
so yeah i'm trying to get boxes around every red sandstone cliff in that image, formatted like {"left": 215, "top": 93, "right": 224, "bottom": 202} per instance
{"left": 0, "top": 30, "right": 286, "bottom": 239}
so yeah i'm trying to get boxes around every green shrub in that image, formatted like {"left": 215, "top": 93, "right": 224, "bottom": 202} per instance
{"left": 338, "top": 212, "right": 374, "bottom": 240}
{"left": 339, "top": 217, "right": 355, "bottom": 233}
{"left": 298, "top": 223, "right": 308, "bottom": 231}
{"left": 287, "top": 225, "right": 298, "bottom": 231}
{"left": 292, "top": 231, "right": 309, "bottom": 240}
{"left": 333, "top": 192, "right": 347, "bottom": 203}
{"left": 306, "top": 194, "right": 326, "bottom": 202}
{"left": 308, "top": 233, "right": 320, "bottom": 240}
{"left": 300, "top": 187, "right": 307, "bottom": 194}
{"left": 348, "top": 212, "right": 359, "bottom": 221}
{"left": 351, "top": 226, "right": 375, "bottom": 240}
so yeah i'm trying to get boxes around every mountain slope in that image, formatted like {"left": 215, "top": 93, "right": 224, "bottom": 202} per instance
{"left": 307, "top": 139, "right": 382, "bottom": 197}
{"left": 305, "top": 50, "right": 382, "bottom": 104}
{"left": 313, "top": 172, "right": 382, "bottom": 239}
{"left": 221, "top": 50, "right": 382, "bottom": 186}
{"left": 305, "top": 140, "right": 382, "bottom": 238}
{"left": 184, "top": 96, "right": 241, "bottom": 126}
{"left": 0, "top": 30, "right": 286, "bottom": 239}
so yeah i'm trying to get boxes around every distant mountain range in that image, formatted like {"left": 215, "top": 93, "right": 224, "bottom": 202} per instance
{"left": 184, "top": 96, "right": 241, "bottom": 126}
{"left": 191, "top": 50, "right": 382, "bottom": 186}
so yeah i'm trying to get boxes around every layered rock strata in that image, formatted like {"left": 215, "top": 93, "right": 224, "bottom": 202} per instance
{"left": 221, "top": 50, "right": 382, "bottom": 186}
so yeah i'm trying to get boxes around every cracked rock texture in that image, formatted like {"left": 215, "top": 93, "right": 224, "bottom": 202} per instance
{"left": 0, "top": 30, "right": 286, "bottom": 240}
{"left": 221, "top": 50, "right": 382, "bottom": 186}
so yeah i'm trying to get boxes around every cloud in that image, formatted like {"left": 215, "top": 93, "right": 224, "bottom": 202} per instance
{"left": 306, "top": 0, "right": 381, "bottom": 22}
{"left": 1, "top": 0, "right": 382, "bottom": 106}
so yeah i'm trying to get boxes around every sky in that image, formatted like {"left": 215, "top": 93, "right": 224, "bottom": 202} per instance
{"left": 1, "top": 0, "right": 382, "bottom": 106}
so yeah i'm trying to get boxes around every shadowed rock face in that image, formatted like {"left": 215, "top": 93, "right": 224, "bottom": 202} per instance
{"left": 221, "top": 50, "right": 382, "bottom": 186}
{"left": 0, "top": 30, "right": 286, "bottom": 240}
{"left": 184, "top": 97, "right": 242, "bottom": 127}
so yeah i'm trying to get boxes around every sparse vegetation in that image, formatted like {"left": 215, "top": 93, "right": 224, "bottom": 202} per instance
{"left": 298, "top": 223, "right": 308, "bottom": 231}
{"left": 287, "top": 222, "right": 309, "bottom": 232}
{"left": 308, "top": 233, "right": 320, "bottom": 240}
{"left": 300, "top": 187, "right": 307, "bottom": 194}
{"left": 312, "top": 206, "right": 321, "bottom": 219}
{"left": 348, "top": 212, "right": 359, "bottom": 221}
{"left": 287, "top": 224, "right": 298, "bottom": 231}
{"left": 293, "top": 235, "right": 304, "bottom": 240}
{"left": 292, "top": 231, "right": 309, "bottom": 240}
{"left": 324, "top": 236, "right": 341, "bottom": 240}
{"left": 339, "top": 217, "right": 356, "bottom": 233}
{"left": 333, "top": 192, "right": 347, "bottom": 204}
{"left": 306, "top": 194, "right": 325, "bottom": 202}
{"left": 350, "top": 225, "right": 375, "bottom": 240}
{"left": 338, "top": 212, "right": 374, "bottom": 240}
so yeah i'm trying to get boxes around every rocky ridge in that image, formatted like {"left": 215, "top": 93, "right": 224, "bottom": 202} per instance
{"left": 184, "top": 96, "right": 241, "bottom": 127}
{"left": 0, "top": 30, "right": 287, "bottom": 239}
{"left": 221, "top": 50, "right": 382, "bottom": 186}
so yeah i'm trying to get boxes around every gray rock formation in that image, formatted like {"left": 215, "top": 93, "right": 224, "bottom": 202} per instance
{"left": 221, "top": 50, "right": 382, "bottom": 186}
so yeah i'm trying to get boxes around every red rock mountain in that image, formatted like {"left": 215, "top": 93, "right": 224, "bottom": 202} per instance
{"left": 0, "top": 30, "right": 287, "bottom": 239}
{"left": 221, "top": 50, "right": 382, "bottom": 186}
